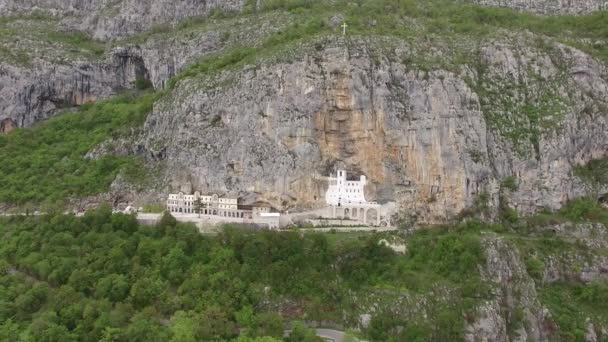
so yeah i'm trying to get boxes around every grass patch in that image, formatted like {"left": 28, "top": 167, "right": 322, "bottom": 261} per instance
{"left": 166, "top": 0, "right": 608, "bottom": 87}
{"left": 559, "top": 197, "right": 608, "bottom": 225}
{"left": 142, "top": 203, "right": 166, "bottom": 213}
{"left": 45, "top": 30, "right": 105, "bottom": 57}
{"left": 0, "top": 15, "right": 105, "bottom": 65}
{"left": 574, "top": 158, "right": 608, "bottom": 187}
{"left": 168, "top": 15, "right": 328, "bottom": 88}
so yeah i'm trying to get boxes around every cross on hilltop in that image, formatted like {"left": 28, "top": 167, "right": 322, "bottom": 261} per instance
{"left": 341, "top": 22, "right": 348, "bottom": 36}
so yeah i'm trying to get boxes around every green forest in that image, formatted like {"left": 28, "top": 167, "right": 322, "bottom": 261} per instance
{"left": 0, "top": 207, "right": 485, "bottom": 341}
{"left": 1, "top": 202, "right": 608, "bottom": 341}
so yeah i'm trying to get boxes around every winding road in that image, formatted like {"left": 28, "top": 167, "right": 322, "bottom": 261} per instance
{"left": 315, "top": 328, "right": 346, "bottom": 341}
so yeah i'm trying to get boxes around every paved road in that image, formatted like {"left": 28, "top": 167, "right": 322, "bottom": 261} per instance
{"left": 298, "top": 226, "right": 397, "bottom": 232}
{"left": 316, "top": 328, "right": 346, "bottom": 342}
{"left": 284, "top": 328, "right": 349, "bottom": 342}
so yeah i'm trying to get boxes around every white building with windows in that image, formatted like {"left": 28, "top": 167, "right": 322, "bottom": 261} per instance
{"left": 323, "top": 170, "right": 387, "bottom": 226}
{"left": 167, "top": 192, "right": 238, "bottom": 214}
{"left": 325, "top": 170, "right": 370, "bottom": 206}
{"left": 165, "top": 191, "right": 282, "bottom": 229}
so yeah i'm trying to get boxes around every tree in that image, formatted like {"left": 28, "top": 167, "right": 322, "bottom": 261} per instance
{"left": 15, "top": 284, "right": 49, "bottom": 320}
{"left": 161, "top": 247, "right": 189, "bottom": 285}
{"left": 251, "top": 312, "right": 284, "bottom": 338}
{"left": 129, "top": 275, "right": 166, "bottom": 308}
{"left": 159, "top": 211, "right": 177, "bottom": 229}
{"left": 286, "top": 321, "right": 322, "bottom": 342}
{"left": 196, "top": 307, "right": 237, "bottom": 340}
{"left": 169, "top": 311, "right": 197, "bottom": 342}
{"left": 235, "top": 306, "right": 255, "bottom": 331}
{"left": 434, "top": 308, "right": 464, "bottom": 341}
{"left": 99, "top": 327, "right": 123, "bottom": 342}
{"left": 232, "top": 336, "right": 282, "bottom": 342}
{"left": 124, "top": 309, "right": 170, "bottom": 342}
{"left": 27, "top": 311, "right": 76, "bottom": 342}
{"left": 0, "top": 319, "right": 20, "bottom": 341}
{"left": 95, "top": 274, "right": 130, "bottom": 302}
{"left": 111, "top": 213, "right": 138, "bottom": 234}
{"left": 194, "top": 198, "right": 204, "bottom": 218}
{"left": 68, "top": 269, "right": 95, "bottom": 295}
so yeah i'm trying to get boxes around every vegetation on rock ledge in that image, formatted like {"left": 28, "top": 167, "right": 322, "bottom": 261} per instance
{"left": 0, "top": 91, "right": 158, "bottom": 206}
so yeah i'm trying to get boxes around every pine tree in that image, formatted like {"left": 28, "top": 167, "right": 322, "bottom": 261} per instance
{"left": 194, "top": 198, "right": 203, "bottom": 218}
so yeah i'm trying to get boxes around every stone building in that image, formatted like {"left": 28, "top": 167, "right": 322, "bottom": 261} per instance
{"left": 325, "top": 170, "right": 386, "bottom": 226}
{"left": 166, "top": 191, "right": 282, "bottom": 228}
{"left": 325, "top": 169, "right": 371, "bottom": 206}
{"left": 167, "top": 191, "right": 238, "bottom": 215}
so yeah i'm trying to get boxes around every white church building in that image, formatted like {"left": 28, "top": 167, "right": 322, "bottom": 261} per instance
{"left": 325, "top": 170, "right": 372, "bottom": 206}
{"left": 324, "top": 170, "right": 386, "bottom": 226}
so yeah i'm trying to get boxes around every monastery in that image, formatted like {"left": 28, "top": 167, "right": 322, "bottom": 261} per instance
{"left": 166, "top": 191, "right": 279, "bottom": 228}
{"left": 325, "top": 170, "right": 383, "bottom": 226}
{"left": 165, "top": 169, "right": 390, "bottom": 229}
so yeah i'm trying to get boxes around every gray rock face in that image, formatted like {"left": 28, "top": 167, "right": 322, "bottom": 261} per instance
{"left": 0, "top": 0, "right": 244, "bottom": 39}
{"left": 0, "top": 11, "right": 287, "bottom": 129}
{"left": 470, "top": 0, "right": 607, "bottom": 14}
{"left": 467, "top": 237, "right": 555, "bottom": 342}
{"left": 0, "top": 47, "right": 147, "bottom": 129}
{"left": 141, "top": 37, "right": 608, "bottom": 222}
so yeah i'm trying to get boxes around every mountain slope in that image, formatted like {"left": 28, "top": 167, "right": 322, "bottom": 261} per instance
{"left": 0, "top": 1, "right": 607, "bottom": 216}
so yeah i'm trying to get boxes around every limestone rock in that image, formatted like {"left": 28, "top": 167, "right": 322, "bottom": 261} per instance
{"left": 140, "top": 37, "right": 608, "bottom": 223}
{"left": 0, "top": 0, "right": 244, "bottom": 40}
{"left": 469, "top": 0, "right": 606, "bottom": 15}
{"left": 472, "top": 237, "right": 556, "bottom": 341}
{"left": 0, "top": 46, "right": 148, "bottom": 127}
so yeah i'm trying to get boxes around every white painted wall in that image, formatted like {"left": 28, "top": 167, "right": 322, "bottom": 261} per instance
{"left": 325, "top": 170, "right": 368, "bottom": 206}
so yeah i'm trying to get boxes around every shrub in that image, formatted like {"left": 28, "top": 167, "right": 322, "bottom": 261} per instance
{"left": 559, "top": 197, "right": 603, "bottom": 222}
{"left": 134, "top": 78, "right": 153, "bottom": 90}
{"left": 501, "top": 176, "right": 518, "bottom": 191}
{"left": 525, "top": 256, "right": 545, "bottom": 281}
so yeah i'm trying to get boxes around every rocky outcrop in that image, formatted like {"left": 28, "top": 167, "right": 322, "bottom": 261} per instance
{"left": 0, "top": 46, "right": 148, "bottom": 127}
{"left": 467, "top": 237, "right": 556, "bottom": 341}
{"left": 470, "top": 0, "right": 606, "bottom": 15}
{"left": 0, "top": 0, "right": 244, "bottom": 39}
{"left": 140, "top": 36, "right": 608, "bottom": 222}
{"left": 0, "top": 11, "right": 288, "bottom": 129}
{"left": 141, "top": 39, "right": 486, "bottom": 218}
{"left": 479, "top": 41, "right": 608, "bottom": 214}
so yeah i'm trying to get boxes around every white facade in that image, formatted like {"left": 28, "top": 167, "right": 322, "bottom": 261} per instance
{"left": 258, "top": 213, "right": 281, "bottom": 229}
{"left": 165, "top": 192, "right": 283, "bottom": 229}
{"left": 325, "top": 170, "right": 368, "bottom": 206}
{"left": 167, "top": 192, "right": 238, "bottom": 214}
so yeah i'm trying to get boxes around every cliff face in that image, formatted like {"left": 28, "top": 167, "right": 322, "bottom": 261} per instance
{"left": 1, "top": 0, "right": 606, "bottom": 131}
{"left": 139, "top": 37, "right": 607, "bottom": 223}
{"left": 0, "top": 0, "right": 244, "bottom": 39}
{"left": 0, "top": 10, "right": 288, "bottom": 131}
{"left": 0, "top": 0, "right": 243, "bottom": 129}
{"left": 0, "top": 1, "right": 606, "bottom": 216}
{"left": 470, "top": 0, "right": 606, "bottom": 15}
{"left": 0, "top": 47, "right": 148, "bottom": 130}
